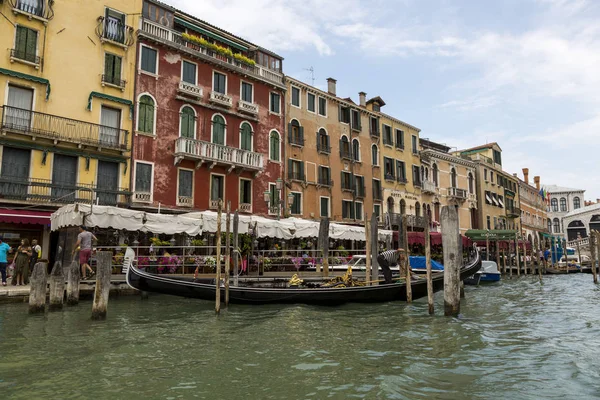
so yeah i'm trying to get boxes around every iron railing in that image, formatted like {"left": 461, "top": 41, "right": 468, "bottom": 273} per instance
{"left": 0, "top": 106, "right": 130, "bottom": 151}
{"left": 317, "top": 141, "right": 331, "bottom": 154}
{"left": 96, "top": 16, "right": 135, "bottom": 46}
{"left": 317, "top": 177, "right": 333, "bottom": 187}
{"left": 9, "top": 0, "right": 54, "bottom": 20}
{"left": 10, "top": 49, "right": 40, "bottom": 65}
{"left": 384, "top": 173, "right": 395, "bottom": 182}
{"left": 288, "top": 171, "right": 305, "bottom": 181}
{"left": 102, "top": 74, "right": 126, "bottom": 88}
{"left": 340, "top": 149, "right": 353, "bottom": 160}
{"left": 288, "top": 134, "right": 304, "bottom": 147}
{"left": 397, "top": 176, "right": 408, "bottom": 184}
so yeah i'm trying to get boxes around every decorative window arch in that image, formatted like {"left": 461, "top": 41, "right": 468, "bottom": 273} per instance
{"left": 137, "top": 93, "right": 156, "bottom": 135}
{"left": 415, "top": 201, "right": 421, "bottom": 217}
{"left": 352, "top": 138, "right": 360, "bottom": 162}
{"left": 211, "top": 114, "right": 226, "bottom": 145}
{"left": 371, "top": 144, "right": 379, "bottom": 166}
{"left": 179, "top": 105, "right": 196, "bottom": 138}
{"left": 269, "top": 130, "right": 281, "bottom": 161}
{"left": 560, "top": 197, "right": 567, "bottom": 212}
{"left": 240, "top": 122, "right": 253, "bottom": 151}
{"left": 432, "top": 163, "right": 438, "bottom": 187}
{"left": 553, "top": 218, "right": 560, "bottom": 233}
{"left": 450, "top": 168, "right": 457, "bottom": 188}
{"left": 573, "top": 197, "right": 581, "bottom": 209}
{"left": 551, "top": 198, "right": 558, "bottom": 212}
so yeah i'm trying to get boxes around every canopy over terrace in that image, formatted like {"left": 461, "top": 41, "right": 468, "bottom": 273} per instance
{"left": 465, "top": 229, "right": 531, "bottom": 250}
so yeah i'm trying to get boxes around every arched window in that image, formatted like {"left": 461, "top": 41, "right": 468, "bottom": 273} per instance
{"left": 468, "top": 173, "right": 474, "bottom": 193}
{"left": 560, "top": 197, "right": 567, "bottom": 212}
{"left": 573, "top": 197, "right": 581, "bottom": 209}
{"left": 451, "top": 168, "right": 457, "bottom": 188}
{"left": 352, "top": 139, "right": 360, "bottom": 162}
{"left": 553, "top": 218, "right": 560, "bottom": 233}
{"left": 371, "top": 144, "right": 378, "bottom": 166}
{"left": 432, "top": 163, "right": 438, "bottom": 187}
{"left": 211, "top": 114, "right": 226, "bottom": 145}
{"left": 340, "top": 136, "right": 350, "bottom": 158}
{"left": 269, "top": 131, "right": 280, "bottom": 161}
{"left": 424, "top": 167, "right": 429, "bottom": 180}
{"left": 240, "top": 122, "right": 253, "bottom": 151}
{"left": 400, "top": 199, "right": 406, "bottom": 215}
{"left": 548, "top": 219, "right": 552, "bottom": 233}
{"left": 415, "top": 202, "right": 421, "bottom": 217}
{"left": 289, "top": 119, "right": 303, "bottom": 145}
{"left": 179, "top": 106, "right": 195, "bottom": 138}
{"left": 318, "top": 128, "right": 330, "bottom": 153}
{"left": 551, "top": 198, "right": 558, "bottom": 212}
{"left": 137, "top": 95, "right": 155, "bottom": 134}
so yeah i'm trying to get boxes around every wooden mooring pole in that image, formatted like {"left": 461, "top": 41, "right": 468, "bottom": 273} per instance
{"left": 28, "top": 262, "right": 48, "bottom": 314}
{"left": 66, "top": 260, "right": 80, "bottom": 306}
{"left": 523, "top": 241, "right": 528, "bottom": 276}
{"left": 364, "top": 213, "right": 371, "bottom": 286}
{"left": 318, "top": 218, "right": 330, "bottom": 277}
{"left": 401, "top": 215, "right": 411, "bottom": 303}
{"left": 215, "top": 199, "right": 223, "bottom": 314}
{"left": 370, "top": 213, "right": 379, "bottom": 285}
{"left": 233, "top": 210, "right": 239, "bottom": 287}
{"left": 225, "top": 201, "right": 231, "bottom": 307}
{"left": 502, "top": 249, "right": 507, "bottom": 275}
{"left": 591, "top": 231, "right": 598, "bottom": 284}
{"left": 562, "top": 239, "right": 568, "bottom": 274}
{"left": 48, "top": 260, "right": 64, "bottom": 311}
{"left": 91, "top": 251, "right": 112, "bottom": 320}
{"left": 441, "top": 206, "right": 461, "bottom": 316}
{"left": 425, "top": 216, "right": 434, "bottom": 315}
{"left": 516, "top": 235, "right": 521, "bottom": 277}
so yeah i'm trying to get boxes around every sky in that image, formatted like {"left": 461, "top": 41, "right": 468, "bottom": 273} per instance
{"left": 172, "top": 0, "right": 600, "bottom": 199}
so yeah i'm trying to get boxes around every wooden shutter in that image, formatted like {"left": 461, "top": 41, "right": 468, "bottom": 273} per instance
{"left": 25, "top": 28, "right": 36, "bottom": 59}
{"left": 339, "top": 139, "right": 343, "bottom": 157}
{"left": 338, "top": 104, "right": 343, "bottom": 122}
{"left": 113, "top": 55, "right": 121, "bottom": 80}
{"left": 299, "top": 126, "right": 304, "bottom": 144}
{"left": 300, "top": 161, "right": 305, "bottom": 180}
{"left": 288, "top": 159, "right": 293, "bottom": 179}
{"left": 105, "top": 54, "right": 113, "bottom": 80}
{"left": 287, "top": 123, "right": 293, "bottom": 142}
{"left": 326, "top": 134, "right": 330, "bottom": 151}
{"left": 15, "top": 26, "right": 27, "bottom": 54}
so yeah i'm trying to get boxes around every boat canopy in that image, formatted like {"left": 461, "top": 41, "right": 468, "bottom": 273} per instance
{"left": 409, "top": 256, "right": 444, "bottom": 271}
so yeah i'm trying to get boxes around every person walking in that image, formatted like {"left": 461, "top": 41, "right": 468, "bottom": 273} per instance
{"left": 0, "top": 236, "right": 12, "bottom": 286}
{"left": 73, "top": 225, "right": 97, "bottom": 280}
{"left": 11, "top": 239, "right": 32, "bottom": 286}
{"left": 376, "top": 248, "right": 406, "bottom": 284}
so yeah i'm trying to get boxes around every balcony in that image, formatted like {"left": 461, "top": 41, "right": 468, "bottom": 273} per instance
{"left": 448, "top": 187, "right": 468, "bottom": 200}
{"left": 174, "top": 137, "right": 264, "bottom": 173}
{"left": 178, "top": 81, "right": 203, "bottom": 99}
{"left": 370, "top": 129, "right": 380, "bottom": 139}
{"left": 178, "top": 195, "right": 193, "bottom": 207}
{"left": 317, "top": 142, "right": 331, "bottom": 154}
{"left": 238, "top": 100, "right": 259, "bottom": 115}
{"left": 209, "top": 199, "right": 220, "bottom": 210}
{"left": 288, "top": 134, "right": 304, "bottom": 147}
{"left": 387, "top": 213, "right": 429, "bottom": 229}
{"left": 385, "top": 173, "right": 395, "bottom": 182}
{"left": 506, "top": 207, "right": 520, "bottom": 218}
{"left": 0, "top": 106, "right": 130, "bottom": 152}
{"left": 102, "top": 74, "right": 126, "bottom": 90}
{"left": 140, "top": 19, "right": 284, "bottom": 87}
{"left": 96, "top": 16, "right": 135, "bottom": 47}
{"left": 422, "top": 180, "right": 437, "bottom": 194}
{"left": 209, "top": 91, "right": 233, "bottom": 108}
{"left": 9, "top": 0, "right": 54, "bottom": 22}
{"left": 340, "top": 149, "right": 353, "bottom": 160}
{"left": 317, "top": 177, "right": 333, "bottom": 187}
{"left": 0, "top": 175, "right": 130, "bottom": 206}
{"left": 288, "top": 171, "right": 305, "bottom": 182}
{"left": 239, "top": 203, "right": 252, "bottom": 213}
{"left": 355, "top": 186, "right": 366, "bottom": 198}
{"left": 10, "top": 49, "right": 41, "bottom": 68}
{"left": 133, "top": 191, "right": 152, "bottom": 203}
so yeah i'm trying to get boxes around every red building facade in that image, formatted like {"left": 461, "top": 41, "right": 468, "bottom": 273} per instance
{"left": 132, "top": 0, "right": 285, "bottom": 216}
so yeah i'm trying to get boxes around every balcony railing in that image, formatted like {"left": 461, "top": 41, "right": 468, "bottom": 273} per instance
{"left": 385, "top": 173, "right": 395, "bottom": 182}
{"left": 317, "top": 142, "right": 331, "bottom": 154}
{"left": 0, "top": 106, "right": 130, "bottom": 151}
{"left": 397, "top": 176, "right": 408, "bottom": 184}
{"left": 382, "top": 136, "right": 393, "bottom": 146}
{"left": 239, "top": 203, "right": 252, "bottom": 213}
{"left": 448, "top": 187, "right": 467, "bottom": 200}
{"left": 178, "top": 195, "right": 193, "bottom": 207}
{"left": 288, "top": 134, "right": 304, "bottom": 147}
{"left": 0, "top": 175, "right": 130, "bottom": 206}
{"left": 340, "top": 149, "right": 353, "bottom": 160}
{"left": 133, "top": 191, "right": 152, "bottom": 203}
{"left": 288, "top": 171, "right": 305, "bottom": 181}
{"left": 209, "top": 199, "right": 220, "bottom": 210}
{"left": 238, "top": 100, "right": 259, "bottom": 115}
{"left": 209, "top": 91, "right": 233, "bottom": 108}
{"left": 373, "top": 188, "right": 383, "bottom": 201}
{"left": 174, "top": 137, "right": 264, "bottom": 172}
{"left": 102, "top": 74, "right": 126, "bottom": 90}
{"left": 10, "top": 49, "right": 41, "bottom": 67}
{"left": 9, "top": 0, "right": 54, "bottom": 21}
{"left": 140, "top": 19, "right": 284, "bottom": 86}
{"left": 96, "top": 16, "right": 135, "bottom": 47}
{"left": 422, "top": 180, "right": 436, "bottom": 194}
{"left": 178, "top": 81, "right": 203, "bottom": 98}
{"left": 506, "top": 207, "right": 520, "bottom": 218}
{"left": 317, "top": 177, "right": 333, "bottom": 187}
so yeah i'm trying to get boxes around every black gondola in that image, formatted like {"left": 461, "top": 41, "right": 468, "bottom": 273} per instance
{"left": 126, "top": 252, "right": 481, "bottom": 305}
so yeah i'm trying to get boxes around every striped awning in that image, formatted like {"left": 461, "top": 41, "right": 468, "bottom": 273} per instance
{"left": 0, "top": 68, "right": 51, "bottom": 100}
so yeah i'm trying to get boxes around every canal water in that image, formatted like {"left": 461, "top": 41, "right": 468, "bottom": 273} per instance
{"left": 1, "top": 275, "right": 600, "bottom": 399}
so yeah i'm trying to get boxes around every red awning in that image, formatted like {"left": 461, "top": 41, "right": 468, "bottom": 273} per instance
{"left": 392, "top": 231, "right": 464, "bottom": 247}
{"left": 0, "top": 209, "right": 52, "bottom": 225}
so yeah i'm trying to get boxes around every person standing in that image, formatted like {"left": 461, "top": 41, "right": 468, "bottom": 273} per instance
{"left": 0, "top": 236, "right": 12, "bottom": 286}
{"left": 376, "top": 248, "right": 406, "bottom": 284}
{"left": 11, "top": 239, "right": 32, "bottom": 286}
{"left": 29, "top": 239, "right": 42, "bottom": 277}
{"left": 73, "top": 225, "right": 97, "bottom": 279}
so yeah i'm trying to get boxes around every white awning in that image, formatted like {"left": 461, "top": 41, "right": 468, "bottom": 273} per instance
{"left": 492, "top": 196, "right": 499, "bottom": 206}
{"left": 485, "top": 193, "right": 492, "bottom": 204}
{"left": 498, "top": 198, "right": 505, "bottom": 208}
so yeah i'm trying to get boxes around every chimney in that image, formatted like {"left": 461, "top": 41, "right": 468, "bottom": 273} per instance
{"left": 359, "top": 92, "right": 366, "bottom": 107}
{"left": 522, "top": 168, "right": 529, "bottom": 184}
{"left": 534, "top": 176, "right": 540, "bottom": 190}
{"left": 327, "top": 77, "right": 337, "bottom": 96}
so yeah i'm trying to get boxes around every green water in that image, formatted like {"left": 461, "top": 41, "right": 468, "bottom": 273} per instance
{"left": 1, "top": 275, "right": 600, "bottom": 399}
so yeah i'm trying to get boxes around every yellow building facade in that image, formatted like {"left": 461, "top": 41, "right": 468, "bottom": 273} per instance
{"left": 0, "top": 0, "right": 140, "bottom": 256}
{"left": 518, "top": 169, "right": 548, "bottom": 248}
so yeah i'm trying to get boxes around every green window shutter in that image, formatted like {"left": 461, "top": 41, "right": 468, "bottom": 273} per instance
{"left": 338, "top": 104, "right": 343, "bottom": 122}
{"left": 326, "top": 135, "right": 330, "bottom": 150}
{"left": 15, "top": 26, "right": 26, "bottom": 53}
{"left": 105, "top": 54, "right": 113, "bottom": 80}
{"left": 288, "top": 123, "right": 293, "bottom": 142}
{"left": 181, "top": 114, "right": 189, "bottom": 137}
{"left": 25, "top": 28, "right": 36, "bottom": 60}
{"left": 300, "top": 161, "right": 305, "bottom": 180}
{"left": 114, "top": 55, "right": 122, "bottom": 81}
{"left": 299, "top": 126, "right": 304, "bottom": 144}
{"left": 288, "top": 159, "right": 293, "bottom": 179}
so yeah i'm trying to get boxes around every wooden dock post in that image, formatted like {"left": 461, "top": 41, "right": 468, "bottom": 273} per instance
{"left": 516, "top": 235, "right": 521, "bottom": 277}
{"left": 441, "top": 206, "right": 461, "bottom": 317}
{"left": 225, "top": 201, "right": 231, "bottom": 307}
{"left": 364, "top": 213, "right": 371, "bottom": 285}
{"left": 48, "top": 261, "right": 64, "bottom": 311}
{"left": 28, "top": 262, "right": 48, "bottom": 314}
{"left": 233, "top": 210, "right": 239, "bottom": 287}
{"left": 486, "top": 230, "right": 490, "bottom": 261}
{"left": 502, "top": 249, "right": 507, "bottom": 275}
{"left": 495, "top": 241, "right": 500, "bottom": 272}
{"left": 318, "top": 218, "right": 330, "bottom": 278}
{"left": 66, "top": 260, "right": 80, "bottom": 306}
{"left": 590, "top": 231, "right": 598, "bottom": 284}
{"left": 562, "top": 239, "right": 568, "bottom": 274}
{"left": 401, "top": 215, "right": 411, "bottom": 303}
{"left": 91, "top": 251, "right": 112, "bottom": 320}
{"left": 370, "top": 213, "right": 379, "bottom": 285}
{"left": 215, "top": 199, "right": 223, "bottom": 314}
{"left": 576, "top": 235, "right": 582, "bottom": 271}
{"left": 523, "top": 241, "right": 528, "bottom": 275}
{"left": 425, "top": 216, "right": 434, "bottom": 315}
{"left": 509, "top": 242, "right": 513, "bottom": 279}
{"left": 536, "top": 244, "right": 543, "bottom": 283}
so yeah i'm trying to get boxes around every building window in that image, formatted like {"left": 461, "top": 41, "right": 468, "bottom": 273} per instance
{"left": 211, "top": 114, "right": 226, "bottom": 145}
{"left": 341, "top": 171, "right": 353, "bottom": 190}
{"left": 432, "top": 163, "right": 438, "bottom": 186}
{"left": 382, "top": 125, "right": 393, "bottom": 146}
{"left": 307, "top": 93, "right": 316, "bottom": 113}
{"left": 487, "top": 216, "right": 491, "bottom": 230}
{"left": 411, "top": 135, "right": 418, "bottom": 154}
{"left": 140, "top": 45, "right": 157, "bottom": 74}
{"left": 395, "top": 129, "right": 404, "bottom": 149}
{"left": 14, "top": 25, "right": 38, "bottom": 64}
{"left": 269, "top": 131, "right": 280, "bottom": 161}
{"left": 137, "top": 95, "right": 155, "bottom": 134}
{"left": 573, "top": 197, "right": 581, "bottom": 209}
{"left": 270, "top": 92, "right": 281, "bottom": 114}
{"left": 240, "top": 122, "right": 253, "bottom": 151}
{"left": 241, "top": 82, "right": 253, "bottom": 103}
{"left": 355, "top": 176, "right": 365, "bottom": 197}
{"left": 318, "top": 166, "right": 331, "bottom": 186}
{"left": 104, "top": 53, "right": 122, "bottom": 86}
{"left": 351, "top": 110, "right": 361, "bottom": 131}
{"left": 135, "top": 162, "right": 153, "bottom": 195}
{"left": 560, "top": 197, "right": 567, "bottom": 212}
{"left": 493, "top": 149, "right": 502, "bottom": 165}
{"left": 370, "top": 117, "right": 379, "bottom": 136}
{"left": 374, "top": 204, "right": 381, "bottom": 220}
{"left": 178, "top": 169, "right": 193, "bottom": 202}
{"left": 413, "top": 165, "right": 421, "bottom": 186}
{"left": 553, "top": 218, "right": 561, "bottom": 233}
{"left": 5, "top": 84, "right": 33, "bottom": 128}
{"left": 99, "top": 106, "right": 121, "bottom": 147}
{"left": 384, "top": 157, "right": 395, "bottom": 180}
{"left": 339, "top": 105, "right": 350, "bottom": 123}
{"left": 179, "top": 106, "right": 195, "bottom": 138}
{"left": 288, "top": 120, "right": 304, "bottom": 146}
{"left": 339, "top": 136, "right": 351, "bottom": 159}
{"left": 182, "top": 60, "right": 197, "bottom": 84}
{"left": 396, "top": 160, "right": 406, "bottom": 182}
{"left": 317, "top": 128, "right": 330, "bottom": 153}
{"left": 355, "top": 202, "right": 363, "bottom": 221}
{"left": 468, "top": 173, "right": 474, "bottom": 193}
{"left": 239, "top": 178, "right": 252, "bottom": 204}
{"left": 318, "top": 97, "right": 327, "bottom": 116}
{"left": 320, "top": 197, "right": 330, "bottom": 217}
{"left": 290, "top": 192, "right": 302, "bottom": 215}
{"left": 415, "top": 202, "right": 421, "bottom": 217}
{"left": 490, "top": 171, "right": 494, "bottom": 183}
{"left": 352, "top": 139, "right": 360, "bottom": 162}
{"left": 551, "top": 198, "right": 558, "bottom": 212}
{"left": 291, "top": 86, "right": 300, "bottom": 107}
{"left": 288, "top": 159, "right": 305, "bottom": 181}
{"left": 210, "top": 174, "right": 224, "bottom": 202}
{"left": 484, "top": 168, "right": 488, "bottom": 181}
{"left": 451, "top": 168, "right": 457, "bottom": 188}
{"left": 342, "top": 200, "right": 355, "bottom": 219}
{"left": 371, "top": 145, "right": 379, "bottom": 166}
{"left": 372, "top": 179, "right": 382, "bottom": 200}
{"left": 213, "top": 72, "right": 226, "bottom": 94}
